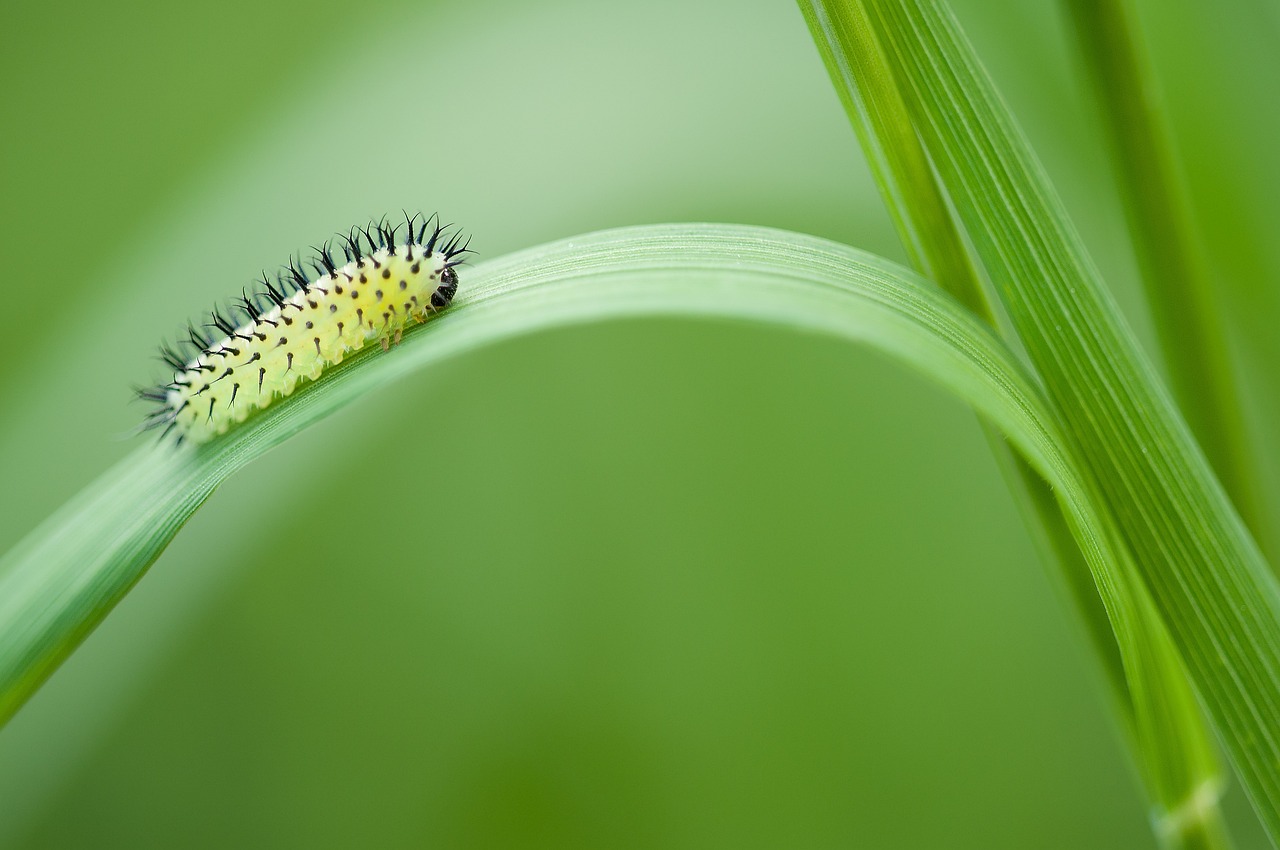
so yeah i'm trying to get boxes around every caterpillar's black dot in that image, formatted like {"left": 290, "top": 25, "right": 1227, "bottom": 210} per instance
{"left": 382, "top": 268, "right": 391, "bottom": 278}
{"left": 277, "top": 337, "right": 287, "bottom": 346}
{"left": 359, "top": 274, "right": 368, "bottom": 283}
{"left": 306, "top": 321, "right": 314, "bottom": 329}
{"left": 286, "top": 352, "right": 294, "bottom": 371}
{"left": 334, "top": 284, "right": 344, "bottom": 295}
{"left": 330, "top": 304, "right": 337, "bottom": 313}
{"left": 375, "top": 289, "right": 384, "bottom": 301}
{"left": 351, "top": 289, "right": 359, "bottom": 299}
{"left": 258, "top": 367, "right": 266, "bottom": 391}
{"left": 230, "top": 384, "right": 240, "bottom": 406}
{"left": 313, "top": 337, "right": 321, "bottom": 354}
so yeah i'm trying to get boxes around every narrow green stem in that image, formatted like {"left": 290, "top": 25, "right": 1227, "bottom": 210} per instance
{"left": 796, "top": 2, "right": 1233, "bottom": 847}
{"left": 1154, "top": 778, "right": 1232, "bottom": 850}
{"left": 857, "top": 0, "right": 1280, "bottom": 837}
{"left": 797, "top": 0, "right": 988, "bottom": 316}
{"left": 1062, "top": 0, "right": 1270, "bottom": 558}
{"left": 798, "top": 0, "right": 1134, "bottom": 715}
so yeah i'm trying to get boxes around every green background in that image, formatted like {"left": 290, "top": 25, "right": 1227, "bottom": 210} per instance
{"left": 1, "top": 0, "right": 1276, "bottom": 846}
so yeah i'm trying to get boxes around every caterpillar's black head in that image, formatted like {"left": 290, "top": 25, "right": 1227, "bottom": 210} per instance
{"left": 431, "top": 267, "right": 458, "bottom": 311}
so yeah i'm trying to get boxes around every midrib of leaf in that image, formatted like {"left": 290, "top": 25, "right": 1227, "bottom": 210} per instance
{"left": 0, "top": 222, "right": 1137, "bottom": 763}
{"left": 797, "top": 3, "right": 1228, "bottom": 844}
{"left": 863, "top": 0, "right": 1280, "bottom": 840}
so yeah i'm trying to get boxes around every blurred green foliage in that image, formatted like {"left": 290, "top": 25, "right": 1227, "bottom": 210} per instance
{"left": 0, "top": 0, "right": 1275, "bottom": 846}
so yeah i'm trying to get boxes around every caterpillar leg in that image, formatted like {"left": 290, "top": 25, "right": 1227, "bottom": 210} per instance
{"left": 394, "top": 327, "right": 403, "bottom": 346}
{"left": 380, "top": 337, "right": 390, "bottom": 353}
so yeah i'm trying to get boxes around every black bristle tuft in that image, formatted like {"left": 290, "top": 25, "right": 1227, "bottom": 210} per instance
{"left": 158, "top": 341, "right": 186, "bottom": 371}
{"left": 286, "top": 259, "right": 310, "bottom": 291}
{"left": 238, "top": 288, "right": 262, "bottom": 322}
{"left": 313, "top": 242, "right": 337, "bottom": 275}
{"left": 261, "top": 275, "right": 287, "bottom": 308}
{"left": 343, "top": 229, "right": 364, "bottom": 262}
{"left": 424, "top": 219, "right": 448, "bottom": 256}
{"left": 209, "top": 307, "right": 236, "bottom": 337}
{"left": 442, "top": 227, "right": 470, "bottom": 258}
{"left": 188, "top": 322, "right": 213, "bottom": 352}
{"left": 416, "top": 212, "right": 435, "bottom": 246}
{"left": 134, "top": 385, "right": 170, "bottom": 404}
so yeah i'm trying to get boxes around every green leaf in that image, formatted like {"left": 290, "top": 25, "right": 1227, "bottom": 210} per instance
{"left": 797, "top": 5, "right": 1229, "bottom": 846}
{"left": 1062, "top": 0, "right": 1267, "bottom": 556}
{"left": 0, "top": 222, "right": 1128, "bottom": 753}
{"left": 860, "top": 0, "right": 1280, "bottom": 840}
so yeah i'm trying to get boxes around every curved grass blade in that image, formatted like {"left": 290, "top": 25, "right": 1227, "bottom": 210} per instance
{"left": 0, "top": 221, "right": 1159, "bottom": 798}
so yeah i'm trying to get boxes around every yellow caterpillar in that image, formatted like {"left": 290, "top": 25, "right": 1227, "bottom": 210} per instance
{"left": 139, "top": 214, "right": 469, "bottom": 445}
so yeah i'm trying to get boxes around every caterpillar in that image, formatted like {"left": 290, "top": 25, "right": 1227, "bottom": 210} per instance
{"left": 138, "top": 213, "right": 471, "bottom": 445}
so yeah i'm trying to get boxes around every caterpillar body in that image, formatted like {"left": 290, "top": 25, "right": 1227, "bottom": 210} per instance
{"left": 138, "top": 214, "right": 470, "bottom": 445}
